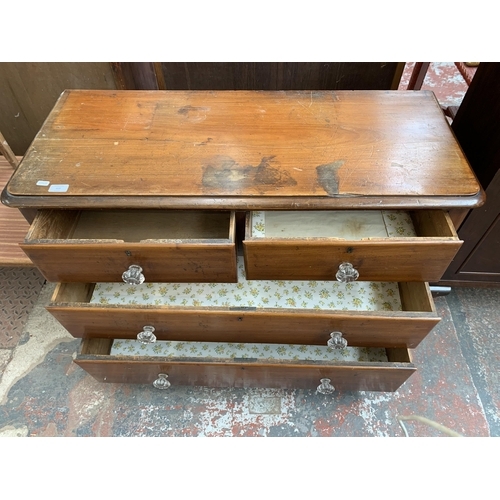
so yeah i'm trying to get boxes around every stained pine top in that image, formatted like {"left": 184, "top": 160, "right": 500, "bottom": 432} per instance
{"left": 2, "top": 90, "right": 484, "bottom": 209}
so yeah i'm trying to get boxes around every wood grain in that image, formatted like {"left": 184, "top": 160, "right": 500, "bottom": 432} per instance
{"left": 244, "top": 239, "right": 462, "bottom": 282}
{"left": 22, "top": 242, "right": 237, "bottom": 283}
{"left": 3, "top": 90, "right": 484, "bottom": 210}
{"left": 157, "top": 62, "right": 404, "bottom": 91}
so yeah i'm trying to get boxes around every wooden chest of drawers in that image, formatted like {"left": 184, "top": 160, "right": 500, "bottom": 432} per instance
{"left": 1, "top": 89, "right": 484, "bottom": 394}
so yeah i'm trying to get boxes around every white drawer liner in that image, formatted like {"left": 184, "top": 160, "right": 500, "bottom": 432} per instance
{"left": 250, "top": 210, "right": 417, "bottom": 238}
{"left": 110, "top": 339, "right": 389, "bottom": 363}
{"left": 91, "top": 257, "right": 402, "bottom": 311}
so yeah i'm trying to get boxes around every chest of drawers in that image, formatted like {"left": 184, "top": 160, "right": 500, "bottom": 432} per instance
{"left": 2, "top": 89, "right": 484, "bottom": 394}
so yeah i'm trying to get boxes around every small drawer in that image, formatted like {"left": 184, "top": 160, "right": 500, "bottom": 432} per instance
{"left": 47, "top": 258, "right": 440, "bottom": 348}
{"left": 75, "top": 338, "right": 416, "bottom": 392}
{"left": 21, "top": 209, "right": 237, "bottom": 283}
{"left": 243, "top": 210, "right": 462, "bottom": 282}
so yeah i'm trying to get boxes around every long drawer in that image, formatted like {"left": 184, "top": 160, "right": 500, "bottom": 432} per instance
{"left": 47, "top": 273, "right": 440, "bottom": 348}
{"left": 243, "top": 210, "right": 462, "bottom": 281}
{"left": 21, "top": 209, "right": 237, "bottom": 283}
{"left": 75, "top": 338, "right": 416, "bottom": 392}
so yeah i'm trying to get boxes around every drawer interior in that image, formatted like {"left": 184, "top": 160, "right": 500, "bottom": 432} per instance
{"left": 51, "top": 259, "right": 435, "bottom": 314}
{"left": 88, "top": 256, "right": 410, "bottom": 312}
{"left": 80, "top": 337, "right": 412, "bottom": 365}
{"left": 248, "top": 209, "right": 457, "bottom": 239}
{"left": 27, "top": 209, "right": 234, "bottom": 242}
{"left": 109, "top": 339, "right": 389, "bottom": 362}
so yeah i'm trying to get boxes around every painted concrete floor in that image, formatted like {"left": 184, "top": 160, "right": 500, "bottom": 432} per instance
{"left": 1, "top": 63, "right": 497, "bottom": 439}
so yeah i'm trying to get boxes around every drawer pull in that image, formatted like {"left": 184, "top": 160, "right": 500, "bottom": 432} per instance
{"left": 327, "top": 331, "right": 347, "bottom": 350}
{"left": 317, "top": 378, "right": 335, "bottom": 395}
{"left": 153, "top": 374, "right": 171, "bottom": 390}
{"left": 122, "top": 265, "right": 145, "bottom": 285}
{"left": 336, "top": 262, "right": 359, "bottom": 283}
{"left": 137, "top": 326, "right": 157, "bottom": 344}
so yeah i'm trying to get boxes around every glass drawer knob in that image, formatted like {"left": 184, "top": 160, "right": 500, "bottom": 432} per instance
{"left": 336, "top": 262, "right": 359, "bottom": 283}
{"left": 122, "top": 265, "right": 145, "bottom": 285}
{"left": 153, "top": 374, "right": 171, "bottom": 390}
{"left": 317, "top": 378, "right": 335, "bottom": 395}
{"left": 137, "top": 326, "right": 156, "bottom": 344}
{"left": 327, "top": 331, "right": 347, "bottom": 350}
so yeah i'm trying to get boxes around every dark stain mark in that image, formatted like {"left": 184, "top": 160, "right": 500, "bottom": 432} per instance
{"left": 202, "top": 155, "right": 297, "bottom": 191}
{"left": 195, "top": 137, "right": 213, "bottom": 146}
{"left": 178, "top": 105, "right": 210, "bottom": 116}
{"left": 347, "top": 247, "right": 353, "bottom": 254}
{"left": 255, "top": 156, "right": 295, "bottom": 186}
{"left": 203, "top": 157, "right": 254, "bottom": 189}
{"left": 316, "top": 160, "right": 345, "bottom": 196}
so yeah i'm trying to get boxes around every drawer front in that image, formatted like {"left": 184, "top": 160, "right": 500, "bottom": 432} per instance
{"left": 48, "top": 282, "right": 439, "bottom": 349}
{"left": 21, "top": 209, "right": 237, "bottom": 283}
{"left": 244, "top": 210, "right": 462, "bottom": 282}
{"left": 75, "top": 339, "right": 415, "bottom": 392}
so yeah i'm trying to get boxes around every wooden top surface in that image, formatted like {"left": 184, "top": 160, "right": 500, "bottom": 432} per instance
{"left": 2, "top": 90, "right": 484, "bottom": 209}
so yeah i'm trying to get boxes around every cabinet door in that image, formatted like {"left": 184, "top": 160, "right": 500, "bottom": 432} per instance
{"left": 441, "top": 169, "right": 500, "bottom": 284}
{"left": 154, "top": 62, "right": 404, "bottom": 91}
{"left": 440, "top": 63, "right": 500, "bottom": 285}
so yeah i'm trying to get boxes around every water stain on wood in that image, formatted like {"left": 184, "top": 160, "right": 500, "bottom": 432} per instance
{"left": 202, "top": 155, "right": 297, "bottom": 191}
{"left": 195, "top": 138, "right": 213, "bottom": 146}
{"left": 316, "top": 160, "right": 345, "bottom": 196}
{"left": 343, "top": 218, "right": 364, "bottom": 236}
{"left": 178, "top": 105, "right": 210, "bottom": 122}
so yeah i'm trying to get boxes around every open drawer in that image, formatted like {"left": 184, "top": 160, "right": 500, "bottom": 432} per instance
{"left": 47, "top": 258, "right": 440, "bottom": 348}
{"left": 75, "top": 338, "right": 416, "bottom": 392}
{"left": 243, "top": 210, "right": 462, "bottom": 281}
{"left": 21, "top": 209, "right": 237, "bottom": 283}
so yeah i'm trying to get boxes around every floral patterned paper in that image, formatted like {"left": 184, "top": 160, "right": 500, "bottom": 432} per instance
{"left": 91, "top": 257, "right": 402, "bottom": 312}
{"left": 382, "top": 211, "right": 417, "bottom": 237}
{"left": 251, "top": 210, "right": 416, "bottom": 238}
{"left": 110, "top": 339, "right": 389, "bottom": 363}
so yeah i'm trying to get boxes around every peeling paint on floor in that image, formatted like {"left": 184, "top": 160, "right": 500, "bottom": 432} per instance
{"left": 0, "top": 283, "right": 74, "bottom": 406}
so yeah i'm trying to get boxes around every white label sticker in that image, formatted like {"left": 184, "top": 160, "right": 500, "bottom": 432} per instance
{"left": 48, "top": 184, "right": 69, "bottom": 193}
{"left": 36, "top": 180, "right": 50, "bottom": 186}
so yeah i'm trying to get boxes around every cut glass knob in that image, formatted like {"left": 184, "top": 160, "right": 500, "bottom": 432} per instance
{"left": 327, "top": 331, "right": 347, "bottom": 350}
{"left": 316, "top": 378, "right": 335, "bottom": 395}
{"left": 336, "top": 262, "right": 359, "bottom": 283}
{"left": 153, "top": 374, "right": 171, "bottom": 390}
{"left": 137, "top": 326, "right": 156, "bottom": 344}
{"left": 122, "top": 265, "right": 145, "bottom": 285}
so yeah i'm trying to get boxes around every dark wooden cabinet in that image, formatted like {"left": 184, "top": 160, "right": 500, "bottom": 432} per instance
{"left": 113, "top": 62, "right": 404, "bottom": 92}
{"left": 440, "top": 63, "right": 500, "bottom": 286}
